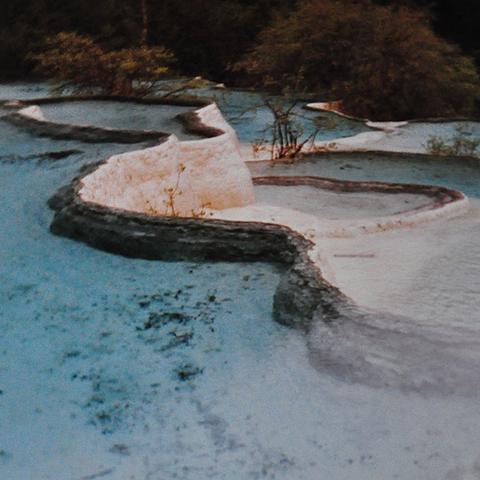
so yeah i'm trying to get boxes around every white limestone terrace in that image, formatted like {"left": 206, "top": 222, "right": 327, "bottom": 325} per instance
{"left": 16, "top": 105, "right": 46, "bottom": 121}
{"left": 77, "top": 103, "right": 468, "bottom": 224}
{"left": 2, "top": 98, "right": 206, "bottom": 142}
{"left": 17, "top": 94, "right": 467, "bottom": 299}
{"left": 80, "top": 104, "right": 255, "bottom": 214}
{"left": 212, "top": 180, "right": 468, "bottom": 287}
{"left": 57, "top": 99, "right": 480, "bottom": 398}
{"left": 215, "top": 182, "right": 468, "bottom": 239}
{"left": 75, "top": 101, "right": 470, "bottom": 294}
{"left": 37, "top": 95, "right": 480, "bottom": 398}
{"left": 306, "top": 101, "right": 480, "bottom": 155}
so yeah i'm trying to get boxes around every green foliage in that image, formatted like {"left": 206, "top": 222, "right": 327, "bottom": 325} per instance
{"left": 235, "top": 0, "right": 480, "bottom": 120}
{"left": 33, "top": 32, "right": 174, "bottom": 95}
{"left": 425, "top": 125, "right": 480, "bottom": 157}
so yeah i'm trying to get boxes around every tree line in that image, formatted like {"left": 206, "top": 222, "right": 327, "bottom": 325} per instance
{"left": 1, "top": 0, "right": 479, "bottom": 81}
{"left": 1, "top": 0, "right": 479, "bottom": 119}
{"left": 0, "top": 0, "right": 295, "bottom": 81}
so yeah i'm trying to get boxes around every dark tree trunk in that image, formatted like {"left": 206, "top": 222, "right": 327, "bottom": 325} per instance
{"left": 141, "top": 0, "right": 149, "bottom": 45}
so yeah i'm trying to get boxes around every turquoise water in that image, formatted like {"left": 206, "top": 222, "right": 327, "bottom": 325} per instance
{"left": 208, "top": 90, "right": 371, "bottom": 143}
{"left": 372, "top": 122, "right": 480, "bottom": 155}
{"left": 2, "top": 90, "right": 480, "bottom": 479}
{"left": 1, "top": 82, "right": 371, "bottom": 144}
{"left": 250, "top": 153, "right": 480, "bottom": 198}
{"left": 40, "top": 100, "right": 201, "bottom": 140}
{"left": 260, "top": 154, "right": 480, "bottom": 343}
{"left": 0, "top": 121, "right": 296, "bottom": 479}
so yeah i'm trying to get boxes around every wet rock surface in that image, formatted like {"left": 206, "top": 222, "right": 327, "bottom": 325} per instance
{"left": 49, "top": 165, "right": 342, "bottom": 331}
{"left": 45, "top": 101, "right": 478, "bottom": 396}
{"left": 0, "top": 94, "right": 213, "bottom": 143}
{"left": 48, "top": 159, "right": 480, "bottom": 397}
{"left": 3, "top": 87, "right": 480, "bottom": 479}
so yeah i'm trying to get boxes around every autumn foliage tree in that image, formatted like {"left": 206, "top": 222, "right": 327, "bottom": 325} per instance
{"left": 236, "top": 0, "right": 480, "bottom": 120}
{"left": 34, "top": 32, "right": 175, "bottom": 95}
{"left": 1, "top": 0, "right": 479, "bottom": 83}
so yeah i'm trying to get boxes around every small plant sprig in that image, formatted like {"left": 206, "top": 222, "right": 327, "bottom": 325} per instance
{"left": 264, "top": 98, "right": 320, "bottom": 163}
{"left": 191, "top": 202, "right": 213, "bottom": 219}
{"left": 425, "top": 125, "right": 480, "bottom": 157}
{"left": 144, "top": 164, "right": 214, "bottom": 218}
{"left": 163, "top": 163, "right": 186, "bottom": 217}
{"left": 248, "top": 98, "right": 321, "bottom": 163}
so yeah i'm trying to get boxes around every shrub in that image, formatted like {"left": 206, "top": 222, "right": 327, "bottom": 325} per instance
{"left": 261, "top": 99, "right": 320, "bottom": 161}
{"left": 235, "top": 0, "right": 480, "bottom": 120}
{"left": 425, "top": 125, "right": 480, "bottom": 156}
{"left": 33, "top": 32, "right": 175, "bottom": 95}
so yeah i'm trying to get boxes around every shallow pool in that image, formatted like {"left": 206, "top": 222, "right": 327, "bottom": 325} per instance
{"left": 1, "top": 99, "right": 480, "bottom": 479}
{"left": 250, "top": 153, "right": 480, "bottom": 198}
{"left": 257, "top": 153, "right": 480, "bottom": 340}
{"left": 367, "top": 121, "right": 480, "bottom": 154}
{"left": 254, "top": 184, "right": 431, "bottom": 220}
{"left": 0, "top": 83, "right": 372, "bottom": 144}
{"left": 39, "top": 100, "right": 201, "bottom": 140}
{"left": 185, "top": 88, "right": 372, "bottom": 144}
{"left": 0, "top": 82, "right": 51, "bottom": 100}
{"left": 220, "top": 93, "right": 370, "bottom": 144}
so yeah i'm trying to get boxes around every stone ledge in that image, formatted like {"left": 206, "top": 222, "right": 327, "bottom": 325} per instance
{"left": 0, "top": 94, "right": 215, "bottom": 143}
{"left": 49, "top": 164, "right": 347, "bottom": 331}
{"left": 49, "top": 166, "right": 480, "bottom": 395}
{"left": 42, "top": 95, "right": 480, "bottom": 394}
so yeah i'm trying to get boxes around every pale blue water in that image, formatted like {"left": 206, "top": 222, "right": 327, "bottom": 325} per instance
{"left": 0, "top": 82, "right": 51, "bottom": 100}
{"left": 40, "top": 100, "right": 201, "bottom": 140}
{"left": 372, "top": 122, "right": 480, "bottom": 155}
{"left": 0, "top": 121, "right": 297, "bottom": 478}
{"left": 156, "top": 81, "right": 371, "bottom": 143}
{"left": 207, "top": 90, "right": 371, "bottom": 143}
{"left": 251, "top": 153, "right": 480, "bottom": 198}
{"left": 1, "top": 82, "right": 370, "bottom": 144}
{"left": 1, "top": 91, "right": 480, "bottom": 480}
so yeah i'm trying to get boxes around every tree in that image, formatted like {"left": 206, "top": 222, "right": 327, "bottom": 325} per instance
{"left": 33, "top": 32, "right": 175, "bottom": 95}
{"left": 140, "top": 0, "right": 149, "bottom": 45}
{"left": 148, "top": 0, "right": 287, "bottom": 81}
{"left": 235, "top": 0, "right": 480, "bottom": 120}
{"left": 1, "top": 0, "right": 478, "bottom": 87}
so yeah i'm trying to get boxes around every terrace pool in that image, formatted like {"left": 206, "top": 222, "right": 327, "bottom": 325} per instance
{"left": 215, "top": 91, "right": 371, "bottom": 144}
{"left": 172, "top": 86, "right": 373, "bottom": 143}
{"left": 253, "top": 183, "right": 432, "bottom": 220}
{"left": 367, "top": 121, "right": 480, "bottom": 154}
{"left": 1, "top": 89, "right": 480, "bottom": 480}
{"left": 250, "top": 152, "right": 480, "bottom": 197}
{"left": 39, "top": 100, "right": 202, "bottom": 140}
{"left": 251, "top": 153, "right": 480, "bottom": 331}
